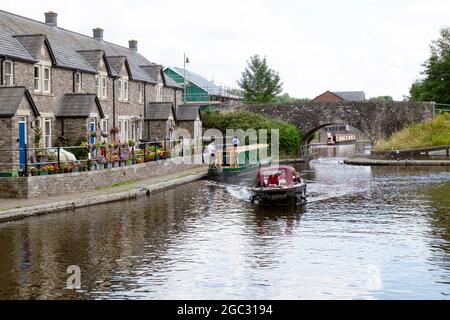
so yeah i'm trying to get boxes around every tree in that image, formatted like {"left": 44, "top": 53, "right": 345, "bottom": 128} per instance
{"left": 409, "top": 27, "right": 450, "bottom": 103}
{"left": 368, "top": 96, "right": 394, "bottom": 102}
{"left": 275, "top": 93, "right": 311, "bottom": 104}
{"left": 238, "top": 55, "right": 283, "bottom": 103}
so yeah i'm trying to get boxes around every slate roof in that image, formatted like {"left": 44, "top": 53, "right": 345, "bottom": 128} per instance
{"left": 333, "top": 91, "right": 366, "bottom": 101}
{"left": 145, "top": 102, "right": 174, "bottom": 120}
{"left": 55, "top": 94, "right": 104, "bottom": 118}
{"left": 0, "top": 9, "right": 166, "bottom": 83}
{"left": 141, "top": 64, "right": 183, "bottom": 88}
{"left": 176, "top": 105, "right": 201, "bottom": 121}
{"left": 0, "top": 87, "right": 40, "bottom": 117}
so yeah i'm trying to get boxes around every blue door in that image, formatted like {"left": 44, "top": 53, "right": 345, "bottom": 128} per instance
{"left": 19, "top": 121, "right": 26, "bottom": 170}
{"left": 90, "top": 121, "right": 96, "bottom": 144}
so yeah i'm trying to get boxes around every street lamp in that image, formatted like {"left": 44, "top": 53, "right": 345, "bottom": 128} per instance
{"left": 183, "top": 53, "right": 190, "bottom": 103}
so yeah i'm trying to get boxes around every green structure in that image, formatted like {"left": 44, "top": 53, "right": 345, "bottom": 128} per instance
{"left": 164, "top": 67, "right": 241, "bottom": 109}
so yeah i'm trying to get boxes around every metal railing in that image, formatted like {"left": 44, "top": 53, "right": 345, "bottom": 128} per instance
{"left": 435, "top": 103, "right": 450, "bottom": 114}
{"left": 0, "top": 139, "right": 200, "bottom": 177}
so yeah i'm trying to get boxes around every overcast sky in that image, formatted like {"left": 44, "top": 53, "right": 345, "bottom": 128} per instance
{"left": 3, "top": 0, "right": 449, "bottom": 100}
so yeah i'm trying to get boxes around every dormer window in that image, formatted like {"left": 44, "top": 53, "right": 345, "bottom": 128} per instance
{"left": 156, "top": 83, "right": 163, "bottom": 102}
{"left": 118, "top": 77, "right": 129, "bottom": 102}
{"left": 3, "top": 61, "right": 14, "bottom": 86}
{"left": 34, "top": 63, "right": 51, "bottom": 93}
{"left": 96, "top": 73, "right": 107, "bottom": 99}
{"left": 74, "top": 72, "right": 82, "bottom": 93}
{"left": 138, "top": 83, "right": 143, "bottom": 103}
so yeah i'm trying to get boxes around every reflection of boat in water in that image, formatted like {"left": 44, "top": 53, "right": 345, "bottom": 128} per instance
{"left": 250, "top": 165, "right": 307, "bottom": 206}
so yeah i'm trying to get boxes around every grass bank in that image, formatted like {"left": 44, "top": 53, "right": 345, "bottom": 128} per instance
{"left": 374, "top": 114, "right": 450, "bottom": 151}
{"left": 202, "top": 109, "right": 303, "bottom": 157}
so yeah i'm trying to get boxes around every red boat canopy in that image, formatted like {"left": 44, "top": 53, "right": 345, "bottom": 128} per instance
{"left": 255, "top": 165, "right": 298, "bottom": 188}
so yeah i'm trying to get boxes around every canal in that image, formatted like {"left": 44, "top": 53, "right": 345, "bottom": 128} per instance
{"left": 0, "top": 144, "right": 449, "bottom": 299}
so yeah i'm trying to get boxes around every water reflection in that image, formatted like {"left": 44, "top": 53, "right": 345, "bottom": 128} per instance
{"left": 0, "top": 144, "right": 449, "bottom": 299}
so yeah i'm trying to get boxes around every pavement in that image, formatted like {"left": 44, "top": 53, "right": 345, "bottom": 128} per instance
{"left": 0, "top": 166, "right": 208, "bottom": 223}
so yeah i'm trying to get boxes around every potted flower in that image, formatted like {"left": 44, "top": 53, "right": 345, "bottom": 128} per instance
{"left": 112, "top": 155, "right": 120, "bottom": 168}
{"left": 71, "top": 162, "right": 80, "bottom": 173}
{"left": 87, "top": 160, "right": 97, "bottom": 171}
{"left": 39, "top": 165, "right": 49, "bottom": 176}
{"left": 59, "top": 162, "right": 67, "bottom": 174}
{"left": 30, "top": 167, "right": 38, "bottom": 176}
{"left": 46, "top": 165, "right": 57, "bottom": 175}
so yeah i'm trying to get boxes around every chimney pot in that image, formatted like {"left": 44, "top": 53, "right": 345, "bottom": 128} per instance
{"left": 45, "top": 11, "right": 58, "bottom": 27}
{"left": 93, "top": 28, "right": 104, "bottom": 41}
{"left": 129, "top": 40, "right": 138, "bottom": 52}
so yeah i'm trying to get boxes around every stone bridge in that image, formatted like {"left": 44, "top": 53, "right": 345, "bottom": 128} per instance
{"left": 243, "top": 101, "right": 435, "bottom": 143}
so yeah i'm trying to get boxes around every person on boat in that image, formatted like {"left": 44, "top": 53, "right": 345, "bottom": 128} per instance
{"left": 206, "top": 142, "right": 217, "bottom": 168}
{"left": 267, "top": 174, "right": 279, "bottom": 187}
{"left": 293, "top": 170, "right": 302, "bottom": 184}
{"left": 233, "top": 136, "right": 240, "bottom": 148}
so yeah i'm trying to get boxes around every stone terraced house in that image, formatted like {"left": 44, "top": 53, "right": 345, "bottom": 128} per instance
{"left": 0, "top": 10, "right": 201, "bottom": 171}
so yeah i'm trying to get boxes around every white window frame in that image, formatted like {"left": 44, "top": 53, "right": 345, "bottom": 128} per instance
{"left": 34, "top": 66, "right": 41, "bottom": 92}
{"left": 43, "top": 66, "right": 51, "bottom": 93}
{"left": 138, "top": 84, "right": 143, "bottom": 103}
{"left": 156, "top": 83, "right": 163, "bottom": 102}
{"left": 96, "top": 73, "right": 107, "bottom": 99}
{"left": 123, "top": 79, "right": 129, "bottom": 102}
{"left": 43, "top": 118, "right": 52, "bottom": 148}
{"left": 74, "top": 72, "right": 82, "bottom": 93}
{"left": 101, "top": 76, "right": 107, "bottom": 99}
{"left": 118, "top": 79, "right": 123, "bottom": 101}
{"left": 3, "top": 60, "right": 13, "bottom": 86}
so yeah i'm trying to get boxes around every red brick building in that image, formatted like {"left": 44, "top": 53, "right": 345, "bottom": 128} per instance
{"left": 313, "top": 91, "right": 366, "bottom": 102}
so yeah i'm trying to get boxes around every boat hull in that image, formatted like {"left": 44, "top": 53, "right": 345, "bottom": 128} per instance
{"left": 251, "top": 183, "right": 307, "bottom": 206}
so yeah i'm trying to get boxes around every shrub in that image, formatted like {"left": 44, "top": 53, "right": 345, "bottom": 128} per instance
{"left": 202, "top": 109, "right": 303, "bottom": 156}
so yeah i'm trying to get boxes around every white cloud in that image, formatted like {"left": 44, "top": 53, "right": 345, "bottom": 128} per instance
{"left": 2, "top": 0, "right": 449, "bottom": 100}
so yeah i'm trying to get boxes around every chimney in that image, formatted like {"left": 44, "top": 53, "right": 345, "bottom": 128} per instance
{"left": 129, "top": 40, "right": 138, "bottom": 52}
{"left": 44, "top": 11, "right": 58, "bottom": 27}
{"left": 93, "top": 28, "right": 104, "bottom": 41}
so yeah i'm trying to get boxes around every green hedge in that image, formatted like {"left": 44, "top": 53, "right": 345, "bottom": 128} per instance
{"left": 202, "top": 109, "right": 303, "bottom": 157}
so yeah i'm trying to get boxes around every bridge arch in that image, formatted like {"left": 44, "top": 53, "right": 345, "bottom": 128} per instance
{"left": 242, "top": 101, "right": 435, "bottom": 145}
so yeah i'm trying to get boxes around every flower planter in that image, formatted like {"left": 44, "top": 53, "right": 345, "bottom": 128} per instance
{"left": 49, "top": 170, "right": 57, "bottom": 175}
{"left": 39, "top": 171, "right": 49, "bottom": 176}
{"left": 71, "top": 168, "right": 80, "bottom": 173}
{"left": 58, "top": 169, "right": 65, "bottom": 174}
{"left": 119, "top": 161, "right": 126, "bottom": 167}
{"left": 113, "top": 162, "right": 119, "bottom": 168}
{"left": 127, "top": 160, "right": 133, "bottom": 166}
{"left": 107, "top": 163, "right": 113, "bottom": 169}
{"left": 0, "top": 171, "right": 19, "bottom": 177}
{"left": 89, "top": 165, "right": 97, "bottom": 171}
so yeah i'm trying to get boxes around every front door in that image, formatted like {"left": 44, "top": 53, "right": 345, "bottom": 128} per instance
{"left": 90, "top": 119, "right": 96, "bottom": 144}
{"left": 18, "top": 117, "right": 27, "bottom": 170}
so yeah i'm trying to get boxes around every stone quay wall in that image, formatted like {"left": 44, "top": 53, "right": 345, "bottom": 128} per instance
{"left": 0, "top": 156, "right": 204, "bottom": 199}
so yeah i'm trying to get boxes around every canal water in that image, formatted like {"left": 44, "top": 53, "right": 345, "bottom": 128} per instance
{"left": 0, "top": 144, "right": 449, "bottom": 300}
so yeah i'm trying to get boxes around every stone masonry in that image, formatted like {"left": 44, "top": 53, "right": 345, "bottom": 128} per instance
{"left": 243, "top": 101, "right": 435, "bottom": 143}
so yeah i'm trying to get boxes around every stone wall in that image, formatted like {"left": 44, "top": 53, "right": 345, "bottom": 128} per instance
{"left": 243, "top": 101, "right": 435, "bottom": 142}
{"left": 0, "top": 156, "right": 204, "bottom": 199}
{"left": 144, "top": 120, "right": 168, "bottom": 141}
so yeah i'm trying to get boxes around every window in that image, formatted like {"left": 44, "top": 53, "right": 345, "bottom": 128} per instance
{"left": 118, "top": 79, "right": 123, "bottom": 101}
{"left": 123, "top": 80, "right": 129, "bottom": 101}
{"left": 95, "top": 75, "right": 100, "bottom": 96}
{"left": 100, "top": 119, "right": 108, "bottom": 142}
{"left": 156, "top": 84, "right": 163, "bottom": 102}
{"left": 123, "top": 120, "right": 129, "bottom": 141}
{"left": 43, "top": 118, "right": 52, "bottom": 148}
{"left": 131, "top": 122, "right": 136, "bottom": 141}
{"left": 138, "top": 84, "right": 143, "bottom": 103}
{"left": 101, "top": 77, "right": 107, "bottom": 99}
{"left": 96, "top": 74, "right": 107, "bottom": 99}
{"left": 34, "top": 66, "right": 41, "bottom": 91}
{"left": 43, "top": 67, "right": 51, "bottom": 93}
{"left": 74, "top": 73, "right": 82, "bottom": 93}
{"left": 3, "top": 61, "right": 13, "bottom": 86}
